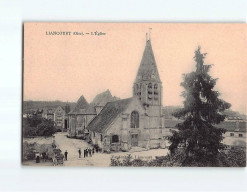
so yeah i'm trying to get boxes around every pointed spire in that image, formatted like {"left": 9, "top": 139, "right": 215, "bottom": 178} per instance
{"left": 135, "top": 34, "right": 161, "bottom": 83}
{"left": 149, "top": 28, "right": 152, "bottom": 41}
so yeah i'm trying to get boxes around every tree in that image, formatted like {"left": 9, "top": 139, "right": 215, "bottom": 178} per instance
{"left": 27, "top": 115, "right": 42, "bottom": 127}
{"left": 23, "top": 118, "right": 38, "bottom": 137}
{"left": 23, "top": 116, "right": 56, "bottom": 137}
{"left": 37, "top": 119, "right": 56, "bottom": 136}
{"left": 169, "top": 46, "right": 231, "bottom": 166}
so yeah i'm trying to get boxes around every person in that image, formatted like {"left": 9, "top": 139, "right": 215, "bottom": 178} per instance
{"left": 64, "top": 150, "right": 68, "bottom": 161}
{"left": 42, "top": 152, "right": 46, "bottom": 162}
{"left": 84, "top": 149, "right": 86, "bottom": 158}
{"left": 52, "top": 153, "right": 57, "bottom": 166}
{"left": 35, "top": 153, "right": 40, "bottom": 163}
{"left": 85, "top": 148, "right": 88, "bottom": 157}
{"left": 78, "top": 148, "right": 81, "bottom": 158}
{"left": 92, "top": 148, "right": 95, "bottom": 155}
{"left": 88, "top": 148, "right": 92, "bottom": 157}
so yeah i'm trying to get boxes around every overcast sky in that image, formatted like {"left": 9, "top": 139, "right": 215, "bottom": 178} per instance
{"left": 24, "top": 23, "right": 247, "bottom": 114}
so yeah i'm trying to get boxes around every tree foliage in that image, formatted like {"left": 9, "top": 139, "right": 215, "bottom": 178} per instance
{"left": 169, "top": 46, "right": 231, "bottom": 166}
{"left": 23, "top": 116, "right": 56, "bottom": 137}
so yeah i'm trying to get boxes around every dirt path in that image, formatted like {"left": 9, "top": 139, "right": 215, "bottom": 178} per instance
{"left": 54, "top": 132, "right": 169, "bottom": 167}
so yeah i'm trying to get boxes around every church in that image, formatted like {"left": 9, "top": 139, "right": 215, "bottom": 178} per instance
{"left": 87, "top": 36, "right": 168, "bottom": 152}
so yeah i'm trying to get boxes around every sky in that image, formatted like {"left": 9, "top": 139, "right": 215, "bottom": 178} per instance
{"left": 24, "top": 23, "right": 247, "bottom": 114}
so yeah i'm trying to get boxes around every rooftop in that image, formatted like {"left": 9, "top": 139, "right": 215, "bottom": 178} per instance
{"left": 87, "top": 98, "right": 133, "bottom": 133}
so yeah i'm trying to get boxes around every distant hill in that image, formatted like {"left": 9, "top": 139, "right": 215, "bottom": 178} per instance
{"left": 23, "top": 100, "right": 76, "bottom": 114}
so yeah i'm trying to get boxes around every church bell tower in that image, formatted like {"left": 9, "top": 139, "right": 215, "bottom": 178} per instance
{"left": 133, "top": 32, "right": 163, "bottom": 128}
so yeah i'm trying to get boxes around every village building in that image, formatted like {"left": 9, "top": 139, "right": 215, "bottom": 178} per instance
{"left": 42, "top": 107, "right": 56, "bottom": 121}
{"left": 87, "top": 38, "right": 168, "bottom": 152}
{"left": 164, "top": 118, "right": 246, "bottom": 147}
{"left": 54, "top": 106, "right": 66, "bottom": 129}
{"left": 67, "top": 90, "right": 119, "bottom": 137}
{"left": 41, "top": 104, "right": 71, "bottom": 130}
{"left": 216, "top": 121, "right": 246, "bottom": 147}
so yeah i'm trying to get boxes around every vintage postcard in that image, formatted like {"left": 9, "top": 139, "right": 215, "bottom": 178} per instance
{"left": 22, "top": 23, "right": 246, "bottom": 167}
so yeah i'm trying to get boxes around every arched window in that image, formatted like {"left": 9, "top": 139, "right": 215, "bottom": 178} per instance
{"left": 112, "top": 135, "right": 119, "bottom": 143}
{"left": 148, "top": 83, "right": 152, "bottom": 89}
{"left": 131, "top": 111, "right": 139, "bottom": 128}
{"left": 154, "top": 84, "right": 159, "bottom": 100}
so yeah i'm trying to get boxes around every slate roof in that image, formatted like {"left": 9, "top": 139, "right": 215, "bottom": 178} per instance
{"left": 54, "top": 106, "right": 65, "bottom": 114}
{"left": 135, "top": 40, "right": 161, "bottom": 83}
{"left": 85, "top": 105, "right": 97, "bottom": 115}
{"left": 90, "top": 89, "right": 120, "bottom": 107}
{"left": 69, "top": 95, "right": 89, "bottom": 114}
{"left": 215, "top": 121, "right": 246, "bottom": 133}
{"left": 87, "top": 98, "right": 133, "bottom": 133}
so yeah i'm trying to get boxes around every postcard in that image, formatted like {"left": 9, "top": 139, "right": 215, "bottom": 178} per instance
{"left": 22, "top": 23, "right": 246, "bottom": 167}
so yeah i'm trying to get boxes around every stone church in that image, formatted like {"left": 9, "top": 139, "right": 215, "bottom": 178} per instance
{"left": 87, "top": 37, "right": 168, "bottom": 152}
{"left": 67, "top": 90, "right": 120, "bottom": 137}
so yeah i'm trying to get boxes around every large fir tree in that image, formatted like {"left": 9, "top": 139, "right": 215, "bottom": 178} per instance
{"left": 169, "top": 46, "right": 231, "bottom": 166}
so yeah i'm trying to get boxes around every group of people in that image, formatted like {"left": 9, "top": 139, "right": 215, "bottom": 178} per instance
{"left": 35, "top": 152, "right": 47, "bottom": 163}
{"left": 78, "top": 148, "right": 95, "bottom": 158}
{"left": 63, "top": 147, "right": 99, "bottom": 161}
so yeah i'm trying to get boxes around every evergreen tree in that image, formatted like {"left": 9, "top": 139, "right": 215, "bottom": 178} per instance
{"left": 169, "top": 46, "right": 231, "bottom": 166}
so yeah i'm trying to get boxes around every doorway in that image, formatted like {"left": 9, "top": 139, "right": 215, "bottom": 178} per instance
{"left": 64, "top": 119, "right": 68, "bottom": 129}
{"left": 131, "top": 134, "right": 138, "bottom": 146}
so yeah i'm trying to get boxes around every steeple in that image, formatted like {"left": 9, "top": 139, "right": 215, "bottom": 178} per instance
{"left": 133, "top": 32, "right": 163, "bottom": 110}
{"left": 135, "top": 37, "right": 161, "bottom": 83}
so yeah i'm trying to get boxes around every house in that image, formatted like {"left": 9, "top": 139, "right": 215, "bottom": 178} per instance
{"left": 87, "top": 37, "right": 168, "bottom": 152}
{"left": 164, "top": 119, "right": 246, "bottom": 147}
{"left": 54, "top": 106, "right": 66, "bottom": 129}
{"left": 42, "top": 104, "right": 71, "bottom": 130}
{"left": 216, "top": 121, "right": 246, "bottom": 147}
{"left": 42, "top": 107, "right": 56, "bottom": 121}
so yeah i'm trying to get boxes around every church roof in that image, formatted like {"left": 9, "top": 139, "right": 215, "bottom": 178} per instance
{"left": 90, "top": 89, "right": 120, "bottom": 107}
{"left": 87, "top": 98, "right": 133, "bottom": 133}
{"left": 69, "top": 95, "right": 89, "bottom": 114}
{"left": 135, "top": 39, "right": 161, "bottom": 83}
{"left": 85, "top": 105, "right": 97, "bottom": 115}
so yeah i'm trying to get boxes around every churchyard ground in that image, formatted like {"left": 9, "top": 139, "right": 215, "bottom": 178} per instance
{"left": 54, "top": 132, "right": 169, "bottom": 166}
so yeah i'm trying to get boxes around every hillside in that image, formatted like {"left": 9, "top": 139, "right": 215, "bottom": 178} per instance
{"left": 23, "top": 100, "right": 76, "bottom": 114}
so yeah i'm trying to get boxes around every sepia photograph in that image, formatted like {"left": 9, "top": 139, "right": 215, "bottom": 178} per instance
{"left": 22, "top": 23, "right": 246, "bottom": 167}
